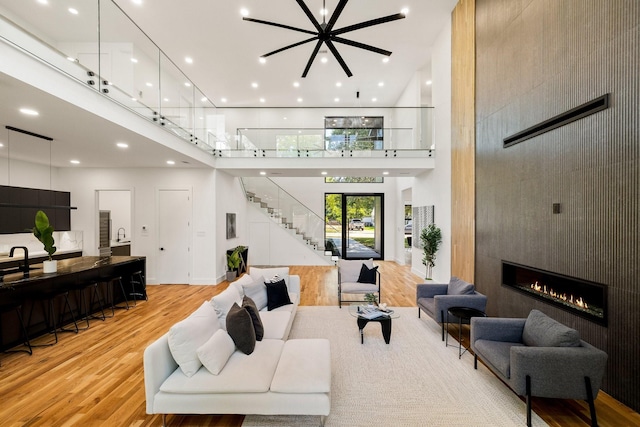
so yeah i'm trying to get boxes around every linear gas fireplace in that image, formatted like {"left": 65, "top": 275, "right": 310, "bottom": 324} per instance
{"left": 502, "top": 261, "right": 607, "bottom": 326}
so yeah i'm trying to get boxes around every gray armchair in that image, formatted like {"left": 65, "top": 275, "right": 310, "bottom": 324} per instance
{"left": 471, "top": 309, "right": 608, "bottom": 427}
{"left": 338, "top": 259, "right": 380, "bottom": 308}
{"left": 416, "top": 277, "right": 487, "bottom": 340}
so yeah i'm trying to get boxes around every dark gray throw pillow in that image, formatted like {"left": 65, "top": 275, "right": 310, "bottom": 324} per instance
{"left": 226, "top": 302, "right": 256, "bottom": 354}
{"left": 265, "top": 279, "right": 292, "bottom": 311}
{"left": 447, "top": 276, "right": 475, "bottom": 295}
{"left": 357, "top": 264, "right": 378, "bottom": 284}
{"left": 522, "top": 309, "right": 581, "bottom": 347}
{"left": 242, "top": 295, "right": 264, "bottom": 341}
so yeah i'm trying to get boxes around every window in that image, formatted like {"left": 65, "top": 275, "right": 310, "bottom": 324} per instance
{"left": 325, "top": 177, "right": 384, "bottom": 183}
{"left": 324, "top": 116, "right": 383, "bottom": 151}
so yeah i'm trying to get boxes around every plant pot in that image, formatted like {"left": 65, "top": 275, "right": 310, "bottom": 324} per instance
{"left": 226, "top": 271, "right": 237, "bottom": 282}
{"left": 43, "top": 260, "right": 57, "bottom": 274}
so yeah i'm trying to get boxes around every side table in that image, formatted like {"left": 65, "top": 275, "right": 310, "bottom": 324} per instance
{"left": 446, "top": 306, "right": 487, "bottom": 359}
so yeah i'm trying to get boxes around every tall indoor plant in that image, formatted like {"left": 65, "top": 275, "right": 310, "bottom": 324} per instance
{"left": 420, "top": 223, "right": 442, "bottom": 280}
{"left": 226, "top": 247, "right": 242, "bottom": 281}
{"left": 33, "top": 210, "right": 57, "bottom": 273}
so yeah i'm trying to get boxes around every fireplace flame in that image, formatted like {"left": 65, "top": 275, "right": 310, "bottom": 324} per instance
{"left": 530, "top": 281, "right": 589, "bottom": 309}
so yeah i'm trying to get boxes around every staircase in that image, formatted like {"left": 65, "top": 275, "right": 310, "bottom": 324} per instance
{"left": 241, "top": 177, "right": 338, "bottom": 262}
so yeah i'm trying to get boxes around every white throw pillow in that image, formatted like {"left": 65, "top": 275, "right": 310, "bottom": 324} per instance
{"left": 250, "top": 267, "right": 290, "bottom": 286}
{"left": 242, "top": 275, "right": 268, "bottom": 311}
{"left": 197, "top": 329, "right": 236, "bottom": 375}
{"left": 210, "top": 286, "right": 242, "bottom": 330}
{"left": 168, "top": 301, "right": 219, "bottom": 377}
{"left": 339, "top": 258, "right": 373, "bottom": 283}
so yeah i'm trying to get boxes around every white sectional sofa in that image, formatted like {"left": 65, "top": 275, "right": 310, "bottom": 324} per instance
{"left": 144, "top": 267, "right": 331, "bottom": 426}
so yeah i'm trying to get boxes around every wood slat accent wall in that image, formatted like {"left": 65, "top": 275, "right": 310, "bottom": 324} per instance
{"left": 451, "top": 0, "right": 476, "bottom": 283}
{"left": 474, "top": 0, "right": 640, "bottom": 412}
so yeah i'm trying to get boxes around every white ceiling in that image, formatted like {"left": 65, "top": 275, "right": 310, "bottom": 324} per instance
{"left": 0, "top": 0, "right": 456, "bottom": 170}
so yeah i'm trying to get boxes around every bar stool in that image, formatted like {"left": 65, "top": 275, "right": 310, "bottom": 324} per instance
{"left": 129, "top": 270, "right": 147, "bottom": 305}
{"left": 66, "top": 281, "right": 107, "bottom": 329}
{"left": 27, "top": 288, "right": 79, "bottom": 346}
{"left": 103, "top": 276, "right": 130, "bottom": 314}
{"left": 0, "top": 289, "right": 33, "bottom": 364}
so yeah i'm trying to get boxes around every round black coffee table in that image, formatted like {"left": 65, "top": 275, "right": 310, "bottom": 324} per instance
{"left": 446, "top": 306, "right": 487, "bottom": 358}
{"left": 348, "top": 305, "right": 400, "bottom": 344}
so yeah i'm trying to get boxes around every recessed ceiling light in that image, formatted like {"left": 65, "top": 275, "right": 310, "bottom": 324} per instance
{"left": 68, "top": 7, "right": 78, "bottom": 15}
{"left": 401, "top": 7, "right": 409, "bottom": 15}
{"left": 336, "top": 82, "right": 342, "bottom": 87}
{"left": 321, "top": 171, "right": 327, "bottom": 175}
{"left": 163, "top": 97, "right": 169, "bottom": 102}
{"left": 221, "top": 97, "right": 227, "bottom": 103}
{"left": 334, "top": 97, "right": 340, "bottom": 102}
{"left": 297, "top": 97, "right": 303, "bottom": 103}
{"left": 66, "top": 56, "right": 76, "bottom": 62}
{"left": 184, "top": 82, "right": 191, "bottom": 87}
{"left": 293, "top": 81, "right": 300, "bottom": 88}
{"left": 70, "top": 159, "right": 80, "bottom": 164}
{"left": 0, "top": 143, "right": 4, "bottom": 147}
{"left": 378, "top": 81, "right": 384, "bottom": 87}
{"left": 382, "top": 57, "right": 390, "bottom": 63}
{"left": 382, "top": 171, "right": 389, "bottom": 175}
{"left": 131, "top": 97, "right": 137, "bottom": 102}
{"left": 19, "top": 108, "right": 39, "bottom": 116}
{"left": 259, "top": 171, "right": 266, "bottom": 176}
{"left": 130, "top": 57, "right": 138, "bottom": 63}
{"left": 37, "top": 0, "right": 48, "bottom": 4}
{"left": 166, "top": 160, "right": 175, "bottom": 165}
{"left": 321, "top": 57, "right": 328, "bottom": 64}
{"left": 320, "top": 8, "right": 328, "bottom": 16}
{"left": 146, "top": 82, "right": 153, "bottom": 87}
{"left": 259, "top": 98, "right": 266, "bottom": 103}
{"left": 426, "top": 80, "right": 432, "bottom": 85}
{"left": 240, "top": 8, "right": 249, "bottom": 17}
{"left": 185, "top": 56, "right": 193, "bottom": 64}
{"left": 201, "top": 97, "right": 208, "bottom": 102}
{"left": 132, "top": 0, "right": 143, "bottom": 5}
{"left": 371, "top": 97, "right": 377, "bottom": 102}
{"left": 283, "top": 117, "right": 287, "bottom": 120}
{"left": 259, "top": 57, "right": 266, "bottom": 64}
{"left": 116, "top": 142, "right": 128, "bottom": 148}
{"left": 251, "top": 82, "right": 258, "bottom": 88}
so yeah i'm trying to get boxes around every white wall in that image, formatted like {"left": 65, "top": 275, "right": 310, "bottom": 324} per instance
{"left": 58, "top": 167, "right": 217, "bottom": 285}
{"left": 410, "top": 17, "right": 453, "bottom": 282}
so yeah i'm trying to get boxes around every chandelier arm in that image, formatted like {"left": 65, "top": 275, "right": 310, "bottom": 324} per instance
{"left": 262, "top": 37, "right": 319, "bottom": 58}
{"left": 331, "top": 13, "right": 405, "bottom": 36}
{"left": 302, "top": 39, "right": 324, "bottom": 77}
{"left": 325, "top": 39, "right": 353, "bottom": 77}
{"left": 296, "top": 0, "right": 323, "bottom": 33}
{"left": 331, "top": 36, "right": 392, "bottom": 56}
{"left": 242, "top": 17, "right": 317, "bottom": 36}
{"left": 325, "top": 0, "right": 349, "bottom": 32}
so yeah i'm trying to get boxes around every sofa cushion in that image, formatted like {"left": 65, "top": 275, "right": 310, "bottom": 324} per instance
{"left": 226, "top": 303, "right": 256, "bottom": 355}
{"left": 357, "top": 264, "right": 378, "bottom": 284}
{"left": 271, "top": 339, "right": 331, "bottom": 393}
{"left": 210, "top": 285, "right": 242, "bottom": 330}
{"left": 168, "top": 301, "right": 220, "bottom": 377}
{"left": 242, "top": 295, "right": 264, "bottom": 341}
{"left": 266, "top": 279, "right": 293, "bottom": 311}
{"left": 474, "top": 339, "right": 524, "bottom": 379}
{"left": 339, "top": 259, "right": 374, "bottom": 283}
{"left": 447, "top": 276, "right": 475, "bottom": 295}
{"left": 522, "top": 309, "right": 581, "bottom": 347}
{"left": 196, "top": 329, "right": 235, "bottom": 375}
{"left": 242, "top": 275, "right": 267, "bottom": 310}
{"left": 260, "top": 311, "right": 292, "bottom": 340}
{"left": 160, "top": 339, "right": 285, "bottom": 393}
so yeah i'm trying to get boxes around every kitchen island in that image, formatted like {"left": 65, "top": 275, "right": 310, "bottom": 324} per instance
{"left": 0, "top": 256, "right": 146, "bottom": 351}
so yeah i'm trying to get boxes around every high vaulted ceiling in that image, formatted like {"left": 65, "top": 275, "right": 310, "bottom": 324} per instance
{"left": 0, "top": 0, "right": 456, "bottom": 170}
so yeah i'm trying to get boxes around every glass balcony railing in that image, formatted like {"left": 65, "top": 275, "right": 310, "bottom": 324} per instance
{"left": 241, "top": 177, "right": 340, "bottom": 254}
{"left": 0, "top": 1, "right": 435, "bottom": 159}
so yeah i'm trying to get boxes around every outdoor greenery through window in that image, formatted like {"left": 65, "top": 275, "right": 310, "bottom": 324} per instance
{"left": 325, "top": 116, "right": 384, "bottom": 150}
{"left": 276, "top": 133, "right": 324, "bottom": 156}
{"left": 325, "top": 177, "right": 384, "bottom": 183}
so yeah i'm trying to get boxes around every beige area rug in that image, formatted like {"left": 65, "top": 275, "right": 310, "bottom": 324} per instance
{"left": 243, "top": 306, "right": 548, "bottom": 427}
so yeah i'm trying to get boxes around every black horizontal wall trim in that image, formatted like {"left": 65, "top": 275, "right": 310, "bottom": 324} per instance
{"left": 0, "top": 204, "right": 77, "bottom": 210}
{"left": 503, "top": 94, "right": 610, "bottom": 148}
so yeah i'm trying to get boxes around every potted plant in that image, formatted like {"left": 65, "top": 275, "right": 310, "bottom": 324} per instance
{"left": 364, "top": 292, "right": 378, "bottom": 306}
{"left": 226, "top": 248, "right": 242, "bottom": 281}
{"left": 420, "top": 223, "right": 442, "bottom": 280}
{"left": 33, "top": 210, "right": 57, "bottom": 273}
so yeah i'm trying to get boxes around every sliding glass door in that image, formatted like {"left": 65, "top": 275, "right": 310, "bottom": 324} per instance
{"left": 325, "top": 193, "right": 384, "bottom": 260}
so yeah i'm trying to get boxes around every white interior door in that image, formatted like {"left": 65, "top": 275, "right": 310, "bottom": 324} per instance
{"left": 158, "top": 189, "right": 191, "bottom": 284}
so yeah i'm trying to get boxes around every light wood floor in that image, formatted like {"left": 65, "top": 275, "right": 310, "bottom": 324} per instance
{"left": 0, "top": 261, "right": 638, "bottom": 426}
